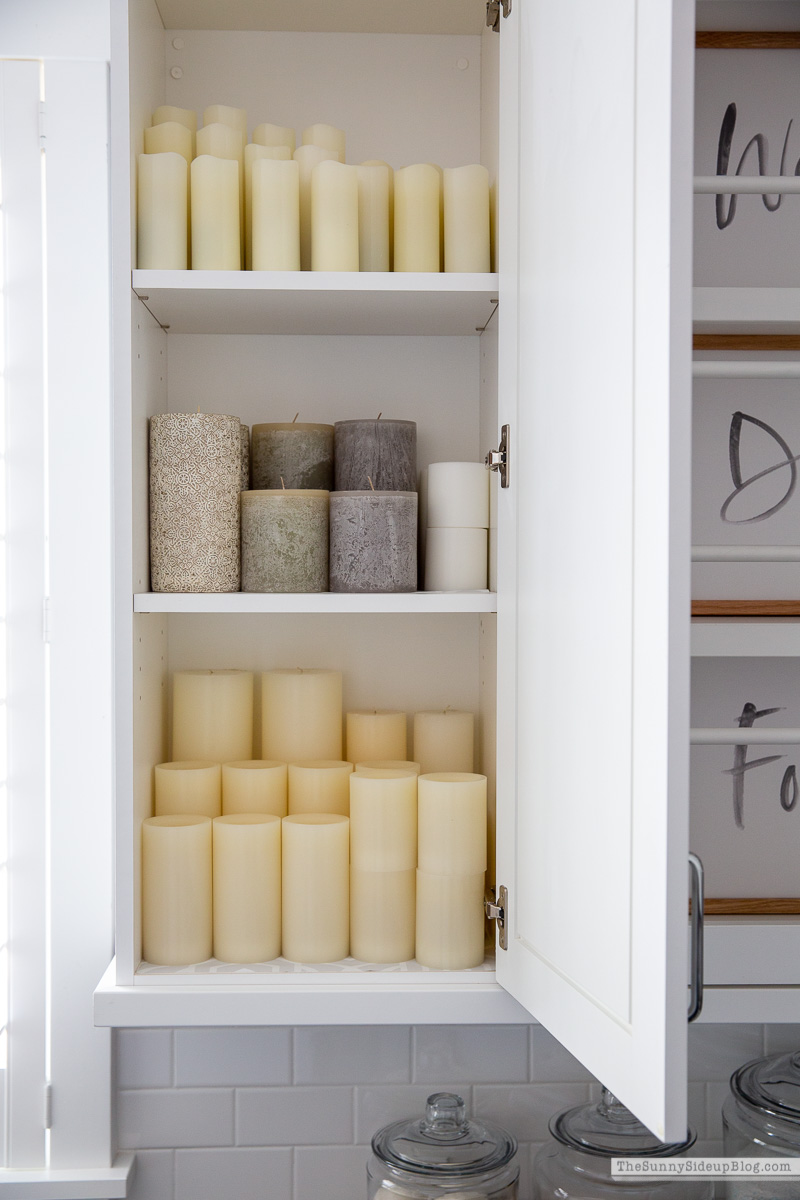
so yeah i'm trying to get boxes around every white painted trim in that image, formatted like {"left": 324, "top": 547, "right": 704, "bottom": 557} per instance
{"left": 692, "top": 621, "right": 800, "bottom": 657}
{"left": 0, "top": 1153, "right": 134, "bottom": 1199}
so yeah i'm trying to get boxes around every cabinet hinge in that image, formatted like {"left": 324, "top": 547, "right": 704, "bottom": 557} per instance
{"left": 485, "top": 884, "right": 508, "bottom": 950}
{"left": 38, "top": 101, "right": 46, "bottom": 148}
{"left": 42, "top": 597, "right": 52, "bottom": 644}
{"left": 485, "top": 424, "right": 510, "bottom": 489}
{"left": 43, "top": 1083, "right": 52, "bottom": 1129}
{"left": 486, "top": 0, "right": 511, "bottom": 32}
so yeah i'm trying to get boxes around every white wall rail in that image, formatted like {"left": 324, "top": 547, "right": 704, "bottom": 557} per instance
{"left": 695, "top": 176, "right": 800, "bottom": 194}
{"left": 692, "top": 728, "right": 800, "bottom": 745}
{"left": 693, "top": 361, "right": 800, "bottom": 378}
{"left": 692, "top": 546, "right": 800, "bottom": 562}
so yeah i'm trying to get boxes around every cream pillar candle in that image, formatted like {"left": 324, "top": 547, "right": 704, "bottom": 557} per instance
{"left": 346, "top": 711, "right": 407, "bottom": 764}
{"left": 137, "top": 152, "right": 188, "bottom": 269}
{"left": 413, "top": 710, "right": 474, "bottom": 774}
{"left": 288, "top": 760, "right": 353, "bottom": 816}
{"left": 154, "top": 761, "right": 221, "bottom": 817}
{"left": 144, "top": 121, "right": 193, "bottom": 166}
{"left": 203, "top": 104, "right": 247, "bottom": 138}
{"left": 222, "top": 760, "right": 288, "bottom": 817}
{"left": 426, "top": 462, "right": 490, "bottom": 529}
{"left": 246, "top": 144, "right": 294, "bottom": 269}
{"left": 254, "top": 122, "right": 296, "bottom": 154}
{"left": 428, "top": 163, "right": 445, "bottom": 270}
{"left": 191, "top": 155, "right": 240, "bottom": 270}
{"left": 251, "top": 158, "right": 301, "bottom": 272}
{"left": 302, "top": 123, "right": 345, "bottom": 162}
{"left": 196, "top": 123, "right": 245, "bottom": 261}
{"left": 294, "top": 145, "right": 338, "bottom": 270}
{"left": 262, "top": 668, "right": 343, "bottom": 762}
{"left": 394, "top": 164, "right": 440, "bottom": 273}
{"left": 424, "top": 528, "right": 488, "bottom": 591}
{"left": 281, "top": 814, "right": 349, "bottom": 962}
{"left": 417, "top": 772, "right": 487, "bottom": 875}
{"left": 356, "top": 759, "right": 421, "bottom": 775}
{"left": 443, "top": 165, "right": 491, "bottom": 273}
{"left": 362, "top": 159, "right": 393, "bottom": 269}
{"left": 172, "top": 669, "right": 254, "bottom": 763}
{"left": 350, "top": 768, "right": 417, "bottom": 870}
{"left": 212, "top": 814, "right": 281, "bottom": 962}
{"left": 153, "top": 105, "right": 197, "bottom": 134}
{"left": 415, "top": 870, "right": 485, "bottom": 969}
{"left": 142, "top": 815, "right": 212, "bottom": 965}
{"left": 350, "top": 868, "right": 415, "bottom": 963}
{"left": 356, "top": 163, "right": 390, "bottom": 272}
{"left": 311, "top": 160, "right": 358, "bottom": 271}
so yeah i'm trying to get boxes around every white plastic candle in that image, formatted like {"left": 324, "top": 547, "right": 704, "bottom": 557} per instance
{"left": 154, "top": 761, "right": 221, "bottom": 818}
{"left": 288, "top": 760, "right": 353, "bottom": 816}
{"left": 294, "top": 145, "right": 338, "bottom": 270}
{"left": 346, "top": 711, "right": 407, "bottom": 764}
{"left": 212, "top": 814, "right": 281, "bottom": 962}
{"left": 144, "top": 121, "right": 193, "bottom": 166}
{"left": 424, "top": 527, "right": 488, "bottom": 591}
{"left": 362, "top": 159, "right": 394, "bottom": 269}
{"left": 417, "top": 772, "right": 487, "bottom": 875}
{"left": 251, "top": 158, "right": 301, "bottom": 271}
{"left": 254, "top": 122, "right": 296, "bottom": 154}
{"left": 196, "top": 124, "right": 245, "bottom": 261}
{"left": 356, "top": 759, "right": 421, "bottom": 775}
{"left": 415, "top": 870, "right": 485, "bottom": 969}
{"left": 282, "top": 814, "right": 349, "bottom": 962}
{"left": 426, "top": 462, "right": 490, "bottom": 529}
{"left": 203, "top": 105, "right": 247, "bottom": 138}
{"left": 443, "top": 165, "right": 491, "bottom": 273}
{"left": 262, "top": 668, "right": 343, "bottom": 762}
{"left": 137, "top": 152, "right": 188, "bottom": 269}
{"left": 302, "top": 123, "right": 345, "bottom": 162}
{"left": 350, "top": 868, "right": 415, "bottom": 962}
{"left": 356, "top": 163, "right": 390, "bottom": 272}
{"left": 311, "top": 160, "right": 358, "bottom": 271}
{"left": 172, "top": 669, "right": 254, "bottom": 763}
{"left": 350, "top": 768, "right": 417, "bottom": 870}
{"left": 191, "top": 155, "right": 240, "bottom": 270}
{"left": 394, "top": 164, "right": 440, "bottom": 272}
{"left": 222, "top": 760, "right": 288, "bottom": 817}
{"left": 142, "top": 815, "right": 212, "bottom": 965}
{"left": 245, "top": 144, "right": 293, "bottom": 268}
{"left": 413, "top": 710, "right": 474, "bottom": 774}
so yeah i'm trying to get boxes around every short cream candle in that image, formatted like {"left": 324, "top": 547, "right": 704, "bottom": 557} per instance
{"left": 203, "top": 104, "right": 247, "bottom": 138}
{"left": 357, "top": 163, "right": 390, "bottom": 272}
{"left": 288, "top": 760, "right": 353, "bottom": 816}
{"left": 426, "top": 462, "right": 490, "bottom": 529}
{"left": 443, "top": 165, "right": 491, "bottom": 273}
{"left": 251, "top": 158, "right": 301, "bottom": 271}
{"left": 246, "top": 145, "right": 294, "bottom": 268}
{"left": 413, "top": 710, "right": 474, "bottom": 775}
{"left": 282, "top": 814, "right": 349, "bottom": 962}
{"left": 350, "top": 768, "right": 417, "bottom": 870}
{"left": 191, "top": 155, "right": 240, "bottom": 270}
{"left": 294, "top": 145, "right": 338, "bottom": 270}
{"left": 142, "top": 815, "right": 212, "bottom": 965}
{"left": 254, "top": 122, "right": 296, "bottom": 154}
{"left": 172, "top": 669, "right": 254, "bottom": 764}
{"left": 302, "top": 122, "right": 345, "bottom": 162}
{"left": 311, "top": 160, "right": 358, "bottom": 271}
{"left": 346, "top": 711, "right": 407, "bottom": 764}
{"left": 212, "top": 814, "right": 281, "bottom": 962}
{"left": 262, "top": 668, "right": 342, "bottom": 762}
{"left": 394, "top": 164, "right": 440, "bottom": 273}
{"left": 356, "top": 759, "right": 421, "bottom": 775}
{"left": 154, "top": 760, "right": 221, "bottom": 818}
{"left": 415, "top": 870, "right": 485, "bottom": 969}
{"left": 137, "top": 152, "right": 188, "bottom": 269}
{"left": 144, "top": 121, "right": 193, "bottom": 165}
{"left": 153, "top": 104, "right": 197, "bottom": 134}
{"left": 417, "top": 772, "right": 487, "bottom": 875}
{"left": 424, "top": 527, "right": 488, "bottom": 591}
{"left": 222, "top": 760, "right": 288, "bottom": 817}
{"left": 350, "top": 868, "right": 415, "bottom": 963}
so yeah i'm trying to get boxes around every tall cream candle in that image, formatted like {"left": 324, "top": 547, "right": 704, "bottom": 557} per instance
{"left": 142, "top": 815, "right": 212, "bottom": 965}
{"left": 443, "top": 165, "right": 491, "bottom": 273}
{"left": 413, "top": 710, "right": 474, "bottom": 774}
{"left": 254, "top": 122, "right": 296, "bottom": 154}
{"left": 417, "top": 772, "right": 487, "bottom": 875}
{"left": 204, "top": 104, "right": 247, "bottom": 138}
{"left": 282, "top": 814, "right": 349, "bottom": 962}
{"left": 346, "top": 711, "right": 407, "bottom": 764}
{"left": 245, "top": 144, "right": 293, "bottom": 268}
{"left": 294, "top": 145, "right": 338, "bottom": 270}
{"left": 356, "top": 760, "right": 421, "bottom": 775}
{"left": 426, "top": 462, "right": 490, "bottom": 529}
{"left": 424, "top": 528, "right": 488, "bottom": 592}
{"left": 350, "top": 768, "right": 417, "bottom": 870}
{"left": 137, "top": 152, "right": 188, "bottom": 269}
{"left": 362, "top": 159, "right": 393, "bottom": 269}
{"left": 191, "top": 155, "right": 240, "bottom": 270}
{"left": 153, "top": 105, "right": 197, "bottom": 134}
{"left": 172, "top": 669, "right": 254, "bottom": 763}
{"left": 144, "top": 121, "right": 193, "bottom": 166}
{"left": 311, "top": 160, "right": 358, "bottom": 271}
{"left": 154, "top": 761, "right": 221, "bottom": 818}
{"left": 415, "top": 870, "right": 485, "bottom": 969}
{"left": 302, "top": 122, "right": 345, "bottom": 162}
{"left": 196, "top": 123, "right": 245, "bottom": 262}
{"left": 222, "top": 760, "right": 287, "bottom": 817}
{"left": 394, "top": 164, "right": 440, "bottom": 273}
{"left": 251, "top": 158, "right": 301, "bottom": 271}
{"left": 262, "top": 668, "right": 342, "bottom": 762}
{"left": 213, "top": 814, "right": 281, "bottom": 962}
{"left": 357, "top": 163, "right": 390, "bottom": 272}
{"left": 288, "top": 760, "right": 353, "bottom": 816}
{"left": 350, "top": 868, "right": 415, "bottom": 962}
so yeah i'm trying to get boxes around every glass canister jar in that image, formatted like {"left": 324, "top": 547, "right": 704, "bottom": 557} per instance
{"left": 368, "top": 1091, "right": 519, "bottom": 1199}
{"left": 533, "top": 1088, "right": 714, "bottom": 1199}
{"left": 722, "top": 1050, "right": 800, "bottom": 1198}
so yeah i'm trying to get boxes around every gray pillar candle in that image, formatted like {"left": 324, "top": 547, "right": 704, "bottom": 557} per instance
{"left": 334, "top": 419, "right": 417, "bottom": 492}
{"left": 329, "top": 491, "right": 417, "bottom": 593}
{"left": 251, "top": 422, "right": 334, "bottom": 490}
{"left": 239, "top": 423, "right": 250, "bottom": 491}
{"left": 150, "top": 412, "right": 241, "bottom": 593}
{"left": 241, "top": 490, "right": 329, "bottom": 592}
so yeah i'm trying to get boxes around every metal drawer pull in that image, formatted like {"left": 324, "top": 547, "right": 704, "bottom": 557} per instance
{"left": 688, "top": 853, "right": 705, "bottom": 1023}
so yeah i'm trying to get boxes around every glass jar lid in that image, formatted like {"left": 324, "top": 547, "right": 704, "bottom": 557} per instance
{"left": 372, "top": 1092, "right": 517, "bottom": 1178}
{"left": 550, "top": 1088, "right": 697, "bottom": 1158}
{"left": 732, "top": 1051, "right": 800, "bottom": 1126}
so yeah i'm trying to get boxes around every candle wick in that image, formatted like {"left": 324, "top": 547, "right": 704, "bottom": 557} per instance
{"left": 280, "top": 476, "right": 286, "bottom": 490}
{"left": 292, "top": 412, "right": 299, "bottom": 423}
{"left": 368, "top": 476, "right": 375, "bottom": 491}
{"left": 377, "top": 412, "right": 382, "bottom": 420}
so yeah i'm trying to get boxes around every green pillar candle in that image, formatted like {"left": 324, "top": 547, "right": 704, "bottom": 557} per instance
{"left": 241, "top": 489, "right": 329, "bottom": 592}
{"left": 251, "top": 422, "right": 334, "bottom": 490}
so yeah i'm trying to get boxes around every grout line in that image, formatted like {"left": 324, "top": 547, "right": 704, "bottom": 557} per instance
{"left": 527, "top": 1023, "right": 535, "bottom": 1082}
{"left": 169, "top": 1028, "right": 176, "bottom": 1088}
{"left": 170, "top": 1147, "right": 177, "bottom": 1200}
{"left": 291, "top": 1145, "right": 297, "bottom": 1200}
{"left": 352, "top": 1087, "right": 357, "bottom": 1144}
{"left": 290, "top": 1026, "right": 297, "bottom": 1086}
{"left": 410, "top": 1026, "right": 418, "bottom": 1083}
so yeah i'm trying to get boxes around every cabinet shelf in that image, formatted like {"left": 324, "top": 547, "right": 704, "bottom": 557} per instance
{"left": 693, "top": 287, "right": 800, "bottom": 334}
{"left": 691, "top": 619, "right": 800, "bottom": 657}
{"left": 132, "top": 271, "right": 499, "bottom": 336}
{"left": 133, "top": 592, "right": 497, "bottom": 614}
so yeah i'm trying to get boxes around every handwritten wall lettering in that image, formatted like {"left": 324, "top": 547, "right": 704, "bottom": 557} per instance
{"left": 715, "top": 102, "right": 800, "bottom": 229}
{"left": 721, "top": 410, "right": 800, "bottom": 524}
{"left": 723, "top": 701, "right": 798, "bottom": 829}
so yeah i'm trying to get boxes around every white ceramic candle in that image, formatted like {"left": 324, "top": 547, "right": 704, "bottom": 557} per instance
{"left": 424, "top": 527, "right": 488, "bottom": 591}
{"left": 288, "top": 760, "right": 353, "bottom": 816}
{"left": 142, "top": 815, "right": 212, "bottom": 965}
{"left": 137, "top": 152, "right": 188, "bottom": 269}
{"left": 443, "top": 165, "right": 491, "bottom": 273}
{"left": 415, "top": 870, "right": 485, "bottom": 969}
{"left": 413, "top": 710, "right": 474, "bottom": 775}
{"left": 311, "top": 160, "right": 358, "bottom": 271}
{"left": 172, "top": 669, "right": 254, "bottom": 763}
{"left": 417, "top": 772, "right": 487, "bottom": 875}
{"left": 426, "top": 462, "right": 490, "bottom": 529}
{"left": 212, "top": 814, "right": 281, "bottom": 962}
{"left": 350, "top": 768, "right": 417, "bottom": 870}
{"left": 362, "top": 159, "right": 393, "bottom": 269}
{"left": 222, "top": 760, "right": 288, "bottom": 817}
{"left": 281, "top": 814, "right": 349, "bottom": 962}
{"left": 302, "top": 122, "right": 345, "bottom": 162}
{"left": 254, "top": 122, "right": 296, "bottom": 154}
{"left": 203, "top": 104, "right": 247, "bottom": 138}
{"left": 262, "top": 668, "right": 343, "bottom": 762}
{"left": 251, "top": 158, "right": 301, "bottom": 271}
{"left": 246, "top": 145, "right": 294, "bottom": 268}
{"left": 394, "top": 164, "right": 440, "bottom": 273}
{"left": 350, "top": 868, "right": 415, "bottom": 963}
{"left": 355, "top": 760, "right": 421, "bottom": 775}
{"left": 196, "top": 123, "right": 245, "bottom": 261}
{"left": 154, "top": 760, "right": 221, "bottom": 818}
{"left": 346, "top": 711, "right": 407, "bottom": 764}
{"left": 357, "top": 163, "right": 390, "bottom": 272}
{"left": 191, "top": 155, "right": 240, "bottom": 270}
{"left": 144, "top": 121, "right": 193, "bottom": 166}
{"left": 294, "top": 145, "right": 338, "bottom": 270}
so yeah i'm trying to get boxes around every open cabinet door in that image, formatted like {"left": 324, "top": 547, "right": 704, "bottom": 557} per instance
{"left": 494, "top": 0, "right": 694, "bottom": 1141}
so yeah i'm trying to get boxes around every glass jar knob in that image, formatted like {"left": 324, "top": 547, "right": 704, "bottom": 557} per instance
{"left": 422, "top": 1093, "right": 468, "bottom": 1137}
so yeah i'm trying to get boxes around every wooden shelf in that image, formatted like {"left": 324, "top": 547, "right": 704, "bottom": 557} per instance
{"left": 133, "top": 592, "right": 497, "bottom": 614}
{"left": 694, "top": 287, "right": 800, "bottom": 334}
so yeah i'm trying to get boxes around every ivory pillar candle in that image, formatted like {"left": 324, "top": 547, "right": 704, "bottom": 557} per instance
{"left": 424, "top": 528, "right": 488, "bottom": 591}
{"left": 254, "top": 122, "right": 296, "bottom": 154}
{"left": 153, "top": 105, "right": 197, "bottom": 135}
{"left": 288, "top": 760, "right": 353, "bottom": 816}
{"left": 334, "top": 419, "right": 417, "bottom": 492}
{"left": 203, "top": 104, "right": 247, "bottom": 138}
{"left": 427, "top": 462, "right": 490, "bottom": 529}
{"left": 357, "top": 163, "right": 390, "bottom": 272}
{"left": 190, "top": 155, "right": 240, "bottom": 270}
{"left": 241, "top": 489, "right": 328, "bottom": 593}
{"left": 329, "top": 492, "right": 417, "bottom": 593}
{"left": 443, "top": 165, "right": 491, "bottom": 273}
{"left": 149, "top": 413, "right": 240, "bottom": 590}
{"left": 222, "top": 760, "right": 288, "bottom": 817}
{"left": 356, "top": 759, "right": 421, "bottom": 775}
{"left": 302, "top": 122, "right": 345, "bottom": 162}
{"left": 362, "top": 159, "right": 393, "bottom": 268}
{"left": 172, "top": 669, "right": 254, "bottom": 763}
{"left": 262, "top": 668, "right": 343, "bottom": 762}
{"left": 311, "top": 160, "right": 358, "bottom": 271}
{"left": 415, "top": 870, "right": 485, "bottom": 969}
{"left": 144, "top": 121, "right": 193, "bottom": 166}
{"left": 251, "top": 423, "right": 334, "bottom": 491}
{"left": 281, "top": 814, "right": 349, "bottom": 962}
{"left": 154, "top": 760, "right": 221, "bottom": 817}
{"left": 247, "top": 148, "right": 296, "bottom": 270}
{"left": 417, "top": 772, "right": 487, "bottom": 875}
{"left": 294, "top": 145, "right": 338, "bottom": 270}
{"left": 212, "top": 814, "right": 281, "bottom": 962}
{"left": 137, "top": 153, "right": 188, "bottom": 269}
{"left": 350, "top": 868, "right": 415, "bottom": 962}
{"left": 394, "top": 164, "right": 440, "bottom": 272}
{"left": 350, "top": 768, "right": 417, "bottom": 870}
{"left": 196, "top": 122, "right": 244, "bottom": 262}
{"left": 413, "top": 710, "right": 474, "bottom": 774}
{"left": 142, "top": 815, "right": 212, "bottom": 965}
{"left": 346, "top": 711, "right": 407, "bottom": 764}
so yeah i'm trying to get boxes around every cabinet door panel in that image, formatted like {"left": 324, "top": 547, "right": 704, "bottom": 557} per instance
{"left": 495, "top": 0, "right": 693, "bottom": 1141}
